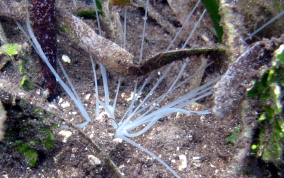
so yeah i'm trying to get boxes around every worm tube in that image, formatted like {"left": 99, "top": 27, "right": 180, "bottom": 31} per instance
{"left": 29, "top": 0, "right": 57, "bottom": 99}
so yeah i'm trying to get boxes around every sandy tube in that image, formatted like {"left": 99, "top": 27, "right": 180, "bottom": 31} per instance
{"left": 58, "top": 9, "right": 136, "bottom": 76}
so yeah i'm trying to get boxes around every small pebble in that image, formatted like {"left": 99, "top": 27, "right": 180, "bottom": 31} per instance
{"left": 58, "top": 130, "right": 72, "bottom": 143}
{"left": 62, "top": 54, "right": 71, "bottom": 63}
{"left": 178, "top": 154, "right": 187, "bottom": 170}
{"left": 88, "top": 155, "right": 101, "bottom": 165}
